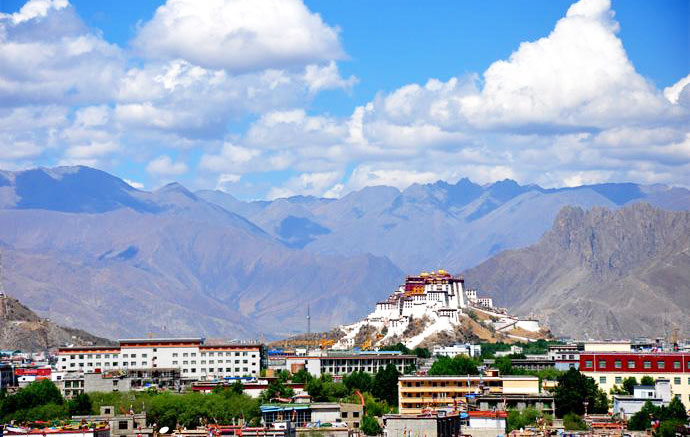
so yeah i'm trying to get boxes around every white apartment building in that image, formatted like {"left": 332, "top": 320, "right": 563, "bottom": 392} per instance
{"left": 57, "top": 338, "right": 262, "bottom": 381}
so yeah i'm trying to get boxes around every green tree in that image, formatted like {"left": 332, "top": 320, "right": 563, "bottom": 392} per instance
{"left": 563, "top": 413, "right": 587, "bottom": 431}
{"left": 622, "top": 377, "right": 637, "bottom": 395}
{"left": 343, "top": 371, "right": 372, "bottom": 394}
{"left": 507, "top": 408, "right": 541, "bottom": 432}
{"left": 428, "top": 355, "right": 479, "bottom": 376}
{"left": 666, "top": 396, "right": 688, "bottom": 422}
{"left": 554, "top": 368, "right": 608, "bottom": 417}
{"left": 372, "top": 364, "right": 401, "bottom": 406}
{"left": 0, "top": 379, "right": 65, "bottom": 421}
{"left": 360, "top": 415, "right": 382, "bottom": 436}
{"left": 641, "top": 375, "right": 655, "bottom": 386}
{"left": 628, "top": 401, "right": 657, "bottom": 431}
{"left": 292, "top": 369, "right": 312, "bottom": 384}
{"left": 259, "top": 379, "right": 294, "bottom": 403}
{"left": 67, "top": 393, "right": 92, "bottom": 416}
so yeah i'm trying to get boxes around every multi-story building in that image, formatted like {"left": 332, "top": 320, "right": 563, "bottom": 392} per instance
{"left": 433, "top": 344, "right": 482, "bottom": 358}
{"left": 276, "top": 352, "right": 416, "bottom": 377}
{"left": 579, "top": 352, "right": 690, "bottom": 409}
{"left": 57, "top": 338, "right": 263, "bottom": 382}
{"left": 397, "top": 375, "right": 541, "bottom": 414}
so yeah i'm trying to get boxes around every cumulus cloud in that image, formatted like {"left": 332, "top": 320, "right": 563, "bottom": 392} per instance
{"left": 1, "top": 0, "right": 688, "bottom": 197}
{"left": 267, "top": 171, "right": 342, "bottom": 200}
{"left": 133, "top": 0, "right": 344, "bottom": 73}
{"left": 146, "top": 155, "right": 189, "bottom": 176}
{"left": 0, "top": 0, "right": 124, "bottom": 105}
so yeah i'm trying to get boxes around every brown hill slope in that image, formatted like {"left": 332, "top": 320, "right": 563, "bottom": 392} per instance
{"left": 0, "top": 295, "right": 112, "bottom": 350}
{"left": 465, "top": 203, "right": 690, "bottom": 339}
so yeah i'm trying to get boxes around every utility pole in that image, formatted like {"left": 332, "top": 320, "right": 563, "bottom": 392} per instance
{"left": 307, "top": 304, "right": 311, "bottom": 336}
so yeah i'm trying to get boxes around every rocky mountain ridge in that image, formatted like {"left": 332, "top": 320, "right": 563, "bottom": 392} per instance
{"left": 0, "top": 294, "right": 112, "bottom": 350}
{"left": 466, "top": 203, "right": 690, "bottom": 338}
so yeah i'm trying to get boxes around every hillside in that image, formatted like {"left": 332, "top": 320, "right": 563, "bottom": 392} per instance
{"left": 0, "top": 294, "right": 112, "bottom": 350}
{"left": 0, "top": 167, "right": 403, "bottom": 339}
{"left": 465, "top": 203, "right": 690, "bottom": 338}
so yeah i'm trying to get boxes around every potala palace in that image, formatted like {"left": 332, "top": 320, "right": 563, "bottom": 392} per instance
{"left": 334, "top": 270, "right": 544, "bottom": 349}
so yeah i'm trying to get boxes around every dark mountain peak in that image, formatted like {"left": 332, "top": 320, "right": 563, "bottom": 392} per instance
{"left": 10, "top": 165, "right": 161, "bottom": 213}
{"left": 155, "top": 182, "right": 197, "bottom": 200}
{"left": 486, "top": 178, "right": 533, "bottom": 202}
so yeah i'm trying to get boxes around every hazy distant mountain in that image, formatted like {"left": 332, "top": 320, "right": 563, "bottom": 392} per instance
{"left": 2, "top": 165, "right": 689, "bottom": 340}
{"left": 465, "top": 203, "right": 690, "bottom": 339}
{"left": 198, "top": 178, "right": 690, "bottom": 271}
{"left": 0, "top": 293, "right": 112, "bottom": 350}
{"left": 0, "top": 167, "right": 402, "bottom": 339}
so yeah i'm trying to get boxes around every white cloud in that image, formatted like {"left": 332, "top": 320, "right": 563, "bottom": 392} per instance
{"left": 199, "top": 143, "right": 261, "bottom": 173}
{"left": 267, "top": 171, "right": 341, "bottom": 200}
{"left": 0, "top": 1, "right": 124, "bottom": 105}
{"left": 146, "top": 155, "right": 189, "bottom": 176}
{"left": 664, "top": 74, "right": 690, "bottom": 105}
{"left": 133, "top": 0, "right": 344, "bottom": 73}
{"left": 0, "top": 0, "right": 68, "bottom": 24}
{"left": 124, "top": 178, "right": 144, "bottom": 189}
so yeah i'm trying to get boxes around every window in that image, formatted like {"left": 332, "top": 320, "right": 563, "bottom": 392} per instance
{"left": 172, "top": 361, "right": 178, "bottom": 365}
{"left": 353, "top": 422, "right": 359, "bottom": 428}
{"left": 341, "top": 412, "right": 348, "bottom": 418}
{"left": 105, "top": 354, "right": 110, "bottom": 359}
{"left": 598, "top": 360, "right": 606, "bottom": 368}
{"left": 79, "top": 354, "right": 84, "bottom": 359}
{"left": 614, "top": 360, "right": 622, "bottom": 369}
{"left": 628, "top": 360, "right": 635, "bottom": 369}
{"left": 201, "top": 352, "right": 206, "bottom": 357}
{"left": 173, "top": 353, "right": 178, "bottom": 357}
{"left": 644, "top": 361, "right": 652, "bottom": 369}
{"left": 104, "top": 362, "right": 109, "bottom": 367}
{"left": 130, "top": 361, "right": 136, "bottom": 366}
{"left": 142, "top": 354, "right": 147, "bottom": 358}
{"left": 599, "top": 376, "right": 606, "bottom": 384}
{"left": 191, "top": 368, "right": 196, "bottom": 373}
{"left": 353, "top": 412, "right": 360, "bottom": 418}
{"left": 615, "top": 377, "right": 622, "bottom": 384}
{"left": 201, "top": 360, "right": 206, "bottom": 364}
{"left": 674, "top": 377, "right": 681, "bottom": 385}
{"left": 113, "top": 380, "right": 118, "bottom": 386}
{"left": 674, "top": 361, "right": 681, "bottom": 369}
{"left": 112, "top": 362, "right": 118, "bottom": 366}
{"left": 123, "top": 354, "right": 129, "bottom": 358}
{"left": 585, "top": 360, "right": 593, "bottom": 368}
{"left": 96, "top": 354, "right": 101, "bottom": 359}
{"left": 183, "top": 361, "right": 188, "bottom": 365}
{"left": 118, "top": 421, "right": 128, "bottom": 430}
{"left": 131, "top": 354, "right": 137, "bottom": 358}
{"left": 191, "top": 353, "right": 197, "bottom": 357}
{"left": 191, "top": 360, "right": 197, "bottom": 365}
{"left": 658, "top": 361, "right": 665, "bottom": 369}
{"left": 183, "top": 353, "right": 188, "bottom": 357}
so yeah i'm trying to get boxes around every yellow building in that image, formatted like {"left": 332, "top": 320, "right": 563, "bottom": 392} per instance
{"left": 398, "top": 375, "right": 540, "bottom": 414}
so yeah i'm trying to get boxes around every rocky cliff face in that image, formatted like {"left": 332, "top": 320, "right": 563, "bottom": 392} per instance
{"left": 466, "top": 203, "right": 690, "bottom": 338}
{"left": 0, "top": 295, "right": 112, "bottom": 350}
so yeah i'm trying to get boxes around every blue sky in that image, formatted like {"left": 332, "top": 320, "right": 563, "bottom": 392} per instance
{"left": 0, "top": 0, "right": 688, "bottom": 199}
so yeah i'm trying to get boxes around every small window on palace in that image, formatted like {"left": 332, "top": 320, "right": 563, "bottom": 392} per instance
{"left": 615, "top": 360, "right": 622, "bottom": 369}
{"left": 644, "top": 361, "right": 652, "bottom": 369}
{"left": 598, "top": 360, "right": 606, "bottom": 368}
{"left": 615, "top": 377, "right": 622, "bottom": 384}
{"left": 674, "top": 377, "right": 681, "bottom": 385}
{"left": 658, "top": 361, "right": 665, "bottom": 369}
{"left": 118, "top": 421, "right": 128, "bottom": 430}
{"left": 628, "top": 360, "right": 635, "bottom": 369}
{"left": 674, "top": 361, "right": 681, "bottom": 369}
{"left": 600, "top": 376, "right": 606, "bottom": 384}
{"left": 585, "top": 360, "right": 593, "bottom": 368}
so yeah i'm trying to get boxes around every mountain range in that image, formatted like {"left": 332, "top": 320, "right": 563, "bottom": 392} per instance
{"left": 466, "top": 203, "right": 690, "bottom": 339}
{"left": 0, "top": 165, "right": 689, "bottom": 340}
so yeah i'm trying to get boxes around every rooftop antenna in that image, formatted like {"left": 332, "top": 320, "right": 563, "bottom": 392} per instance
{"left": 307, "top": 304, "right": 311, "bottom": 336}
